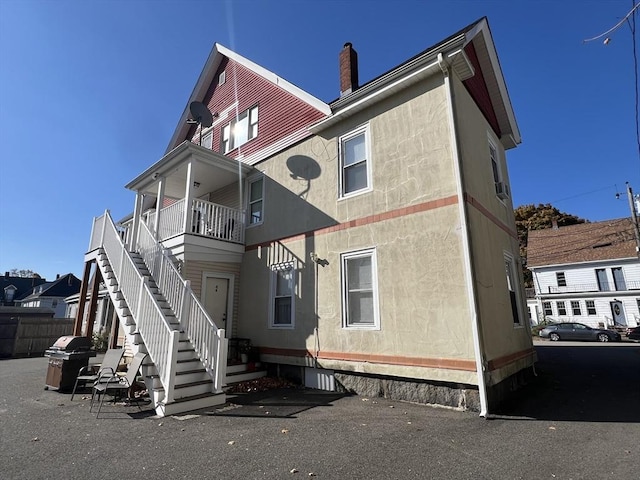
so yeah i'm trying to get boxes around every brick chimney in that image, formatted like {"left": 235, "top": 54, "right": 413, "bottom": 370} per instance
{"left": 339, "top": 42, "right": 359, "bottom": 97}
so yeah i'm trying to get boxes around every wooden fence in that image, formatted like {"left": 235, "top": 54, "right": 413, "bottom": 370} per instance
{"left": 0, "top": 308, "right": 73, "bottom": 357}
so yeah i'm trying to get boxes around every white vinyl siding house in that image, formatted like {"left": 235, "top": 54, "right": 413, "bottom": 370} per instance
{"left": 528, "top": 219, "right": 640, "bottom": 329}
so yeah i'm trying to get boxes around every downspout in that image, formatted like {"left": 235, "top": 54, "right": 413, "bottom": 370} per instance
{"left": 438, "top": 53, "right": 489, "bottom": 417}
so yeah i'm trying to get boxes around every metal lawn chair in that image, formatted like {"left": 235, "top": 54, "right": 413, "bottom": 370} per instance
{"left": 90, "top": 352, "right": 147, "bottom": 418}
{"left": 71, "top": 348, "right": 124, "bottom": 401}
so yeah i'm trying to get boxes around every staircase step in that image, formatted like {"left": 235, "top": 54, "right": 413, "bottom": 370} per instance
{"left": 156, "top": 392, "right": 226, "bottom": 416}
{"left": 173, "top": 379, "right": 213, "bottom": 399}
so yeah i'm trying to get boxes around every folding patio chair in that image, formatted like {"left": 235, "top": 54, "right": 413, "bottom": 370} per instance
{"left": 70, "top": 348, "right": 124, "bottom": 401}
{"left": 90, "top": 352, "right": 147, "bottom": 418}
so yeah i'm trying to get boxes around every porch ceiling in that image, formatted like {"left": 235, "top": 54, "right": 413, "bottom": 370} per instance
{"left": 126, "top": 141, "right": 254, "bottom": 198}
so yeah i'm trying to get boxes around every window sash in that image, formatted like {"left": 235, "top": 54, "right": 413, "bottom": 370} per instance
{"left": 612, "top": 267, "right": 626, "bottom": 291}
{"left": 340, "top": 127, "right": 369, "bottom": 196}
{"left": 557, "top": 301, "right": 566, "bottom": 315}
{"left": 271, "top": 264, "right": 294, "bottom": 327}
{"left": 504, "top": 255, "right": 522, "bottom": 324}
{"left": 586, "top": 300, "right": 596, "bottom": 315}
{"left": 543, "top": 301, "right": 553, "bottom": 316}
{"left": 249, "top": 178, "right": 263, "bottom": 225}
{"left": 342, "top": 249, "right": 378, "bottom": 328}
{"left": 571, "top": 301, "right": 581, "bottom": 315}
{"left": 222, "top": 106, "right": 259, "bottom": 153}
{"left": 556, "top": 272, "right": 566, "bottom": 287}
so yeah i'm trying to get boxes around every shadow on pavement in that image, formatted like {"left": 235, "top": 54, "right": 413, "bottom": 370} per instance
{"left": 494, "top": 344, "right": 640, "bottom": 422}
{"left": 203, "top": 388, "right": 347, "bottom": 418}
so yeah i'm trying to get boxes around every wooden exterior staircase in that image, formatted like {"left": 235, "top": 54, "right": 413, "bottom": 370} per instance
{"left": 86, "top": 211, "right": 228, "bottom": 417}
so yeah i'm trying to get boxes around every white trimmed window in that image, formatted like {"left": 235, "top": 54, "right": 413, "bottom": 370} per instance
{"left": 270, "top": 263, "right": 295, "bottom": 328}
{"left": 586, "top": 300, "right": 596, "bottom": 315}
{"left": 341, "top": 248, "right": 379, "bottom": 329}
{"left": 339, "top": 124, "right": 371, "bottom": 197}
{"left": 489, "top": 136, "right": 509, "bottom": 200}
{"left": 201, "top": 130, "right": 212, "bottom": 149}
{"left": 556, "top": 272, "right": 566, "bottom": 287}
{"left": 248, "top": 176, "right": 264, "bottom": 225}
{"left": 504, "top": 252, "right": 523, "bottom": 325}
{"left": 542, "top": 301, "right": 553, "bottom": 316}
{"left": 557, "top": 301, "right": 567, "bottom": 316}
{"left": 218, "top": 71, "right": 226, "bottom": 86}
{"left": 222, "top": 105, "right": 259, "bottom": 153}
{"left": 571, "top": 301, "right": 581, "bottom": 315}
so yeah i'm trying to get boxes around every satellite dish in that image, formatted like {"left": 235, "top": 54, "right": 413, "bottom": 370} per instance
{"left": 189, "top": 101, "right": 214, "bottom": 128}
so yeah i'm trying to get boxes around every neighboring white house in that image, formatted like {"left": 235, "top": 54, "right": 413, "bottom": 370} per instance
{"left": 16, "top": 273, "right": 81, "bottom": 318}
{"left": 527, "top": 218, "right": 640, "bottom": 328}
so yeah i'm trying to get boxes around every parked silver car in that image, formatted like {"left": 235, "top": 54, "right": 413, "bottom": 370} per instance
{"left": 538, "top": 323, "right": 621, "bottom": 342}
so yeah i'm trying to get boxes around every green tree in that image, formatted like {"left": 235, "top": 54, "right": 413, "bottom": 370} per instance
{"left": 514, "top": 204, "right": 588, "bottom": 286}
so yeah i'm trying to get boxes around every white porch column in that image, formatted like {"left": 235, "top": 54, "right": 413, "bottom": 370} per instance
{"left": 130, "top": 192, "right": 144, "bottom": 250}
{"left": 182, "top": 160, "right": 195, "bottom": 234}
{"left": 154, "top": 176, "right": 166, "bottom": 240}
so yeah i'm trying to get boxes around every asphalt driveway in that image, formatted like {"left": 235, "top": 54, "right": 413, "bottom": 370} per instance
{"left": 1, "top": 343, "right": 639, "bottom": 480}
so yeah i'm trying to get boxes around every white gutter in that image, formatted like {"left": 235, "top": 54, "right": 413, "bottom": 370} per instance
{"left": 439, "top": 53, "right": 489, "bottom": 417}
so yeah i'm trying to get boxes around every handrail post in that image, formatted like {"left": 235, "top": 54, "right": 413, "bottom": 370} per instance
{"left": 180, "top": 280, "right": 191, "bottom": 327}
{"left": 99, "top": 209, "right": 109, "bottom": 247}
{"left": 136, "top": 276, "right": 147, "bottom": 322}
{"left": 214, "top": 332, "right": 227, "bottom": 392}
{"left": 88, "top": 216, "right": 97, "bottom": 251}
{"left": 164, "top": 330, "right": 179, "bottom": 404}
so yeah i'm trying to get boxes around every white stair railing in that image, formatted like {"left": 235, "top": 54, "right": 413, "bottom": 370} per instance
{"left": 91, "top": 210, "right": 179, "bottom": 403}
{"left": 137, "top": 219, "right": 228, "bottom": 393}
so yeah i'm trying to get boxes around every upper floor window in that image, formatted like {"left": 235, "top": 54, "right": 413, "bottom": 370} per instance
{"left": 270, "top": 263, "right": 295, "bottom": 328}
{"left": 489, "top": 137, "right": 509, "bottom": 200}
{"left": 556, "top": 272, "right": 567, "bottom": 287}
{"left": 341, "top": 248, "right": 379, "bottom": 329}
{"left": 218, "top": 71, "right": 226, "bottom": 86}
{"left": 201, "top": 130, "right": 212, "bottom": 149}
{"left": 339, "top": 125, "right": 371, "bottom": 197}
{"left": 612, "top": 267, "right": 626, "bottom": 291}
{"left": 595, "top": 268, "right": 609, "bottom": 291}
{"left": 222, "top": 105, "right": 258, "bottom": 153}
{"left": 248, "top": 176, "right": 264, "bottom": 225}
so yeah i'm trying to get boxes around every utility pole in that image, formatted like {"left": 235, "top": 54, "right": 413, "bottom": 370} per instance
{"left": 627, "top": 182, "right": 640, "bottom": 258}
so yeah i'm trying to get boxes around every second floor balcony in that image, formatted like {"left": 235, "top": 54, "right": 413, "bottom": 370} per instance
{"left": 122, "top": 141, "right": 255, "bottom": 255}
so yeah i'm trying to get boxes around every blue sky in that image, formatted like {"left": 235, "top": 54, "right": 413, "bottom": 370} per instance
{"left": 0, "top": 0, "right": 638, "bottom": 281}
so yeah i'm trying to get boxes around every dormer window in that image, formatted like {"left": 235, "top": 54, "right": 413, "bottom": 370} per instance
{"left": 221, "top": 105, "right": 259, "bottom": 153}
{"left": 4, "top": 285, "right": 17, "bottom": 303}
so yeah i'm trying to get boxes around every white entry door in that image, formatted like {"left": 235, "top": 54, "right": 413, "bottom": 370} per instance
{"left": 610, "top": 301, "right": 627, "bottom": 326}
{"left": 203, "top": 275, "right": 231, "bottom": 336}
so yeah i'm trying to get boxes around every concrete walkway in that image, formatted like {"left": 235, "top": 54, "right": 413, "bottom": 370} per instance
{"left": 1, "top": 346, "right": 639, "bottom": 479}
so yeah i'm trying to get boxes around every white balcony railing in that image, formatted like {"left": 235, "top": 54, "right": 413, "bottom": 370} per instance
{"left": 141, "top": 198, "right": 244, "bottom": 244}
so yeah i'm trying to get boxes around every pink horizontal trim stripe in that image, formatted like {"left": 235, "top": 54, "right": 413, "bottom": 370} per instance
{"left": 463, "top": 192, "right": 518, "bottom": 239}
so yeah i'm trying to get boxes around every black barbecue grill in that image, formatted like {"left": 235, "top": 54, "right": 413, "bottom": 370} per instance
{"left": 44, "top": 336, "right": 96, "bottom": 392}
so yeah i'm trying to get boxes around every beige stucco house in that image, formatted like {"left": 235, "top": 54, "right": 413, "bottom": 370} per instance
{"left": 77, "top": 17, "right": 534, "bottom": 417}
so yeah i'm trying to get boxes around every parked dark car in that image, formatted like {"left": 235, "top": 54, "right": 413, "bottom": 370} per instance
{"left": 538, "top": 323, "right": 621, "bottom": 342}
{"left": 627, "top": 326, "right": 640, "bottom": 342}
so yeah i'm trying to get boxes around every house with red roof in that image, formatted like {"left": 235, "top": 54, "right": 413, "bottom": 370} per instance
{"left": 76, "top": 17, "right": 534, "bottom": 417}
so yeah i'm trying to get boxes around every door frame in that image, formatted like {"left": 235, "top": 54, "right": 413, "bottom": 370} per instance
{"left": 610, "top": 300, "right": 626, "bottom": 326}
{"left": 201, "top": 272, "right": 235, "bottom": 338}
